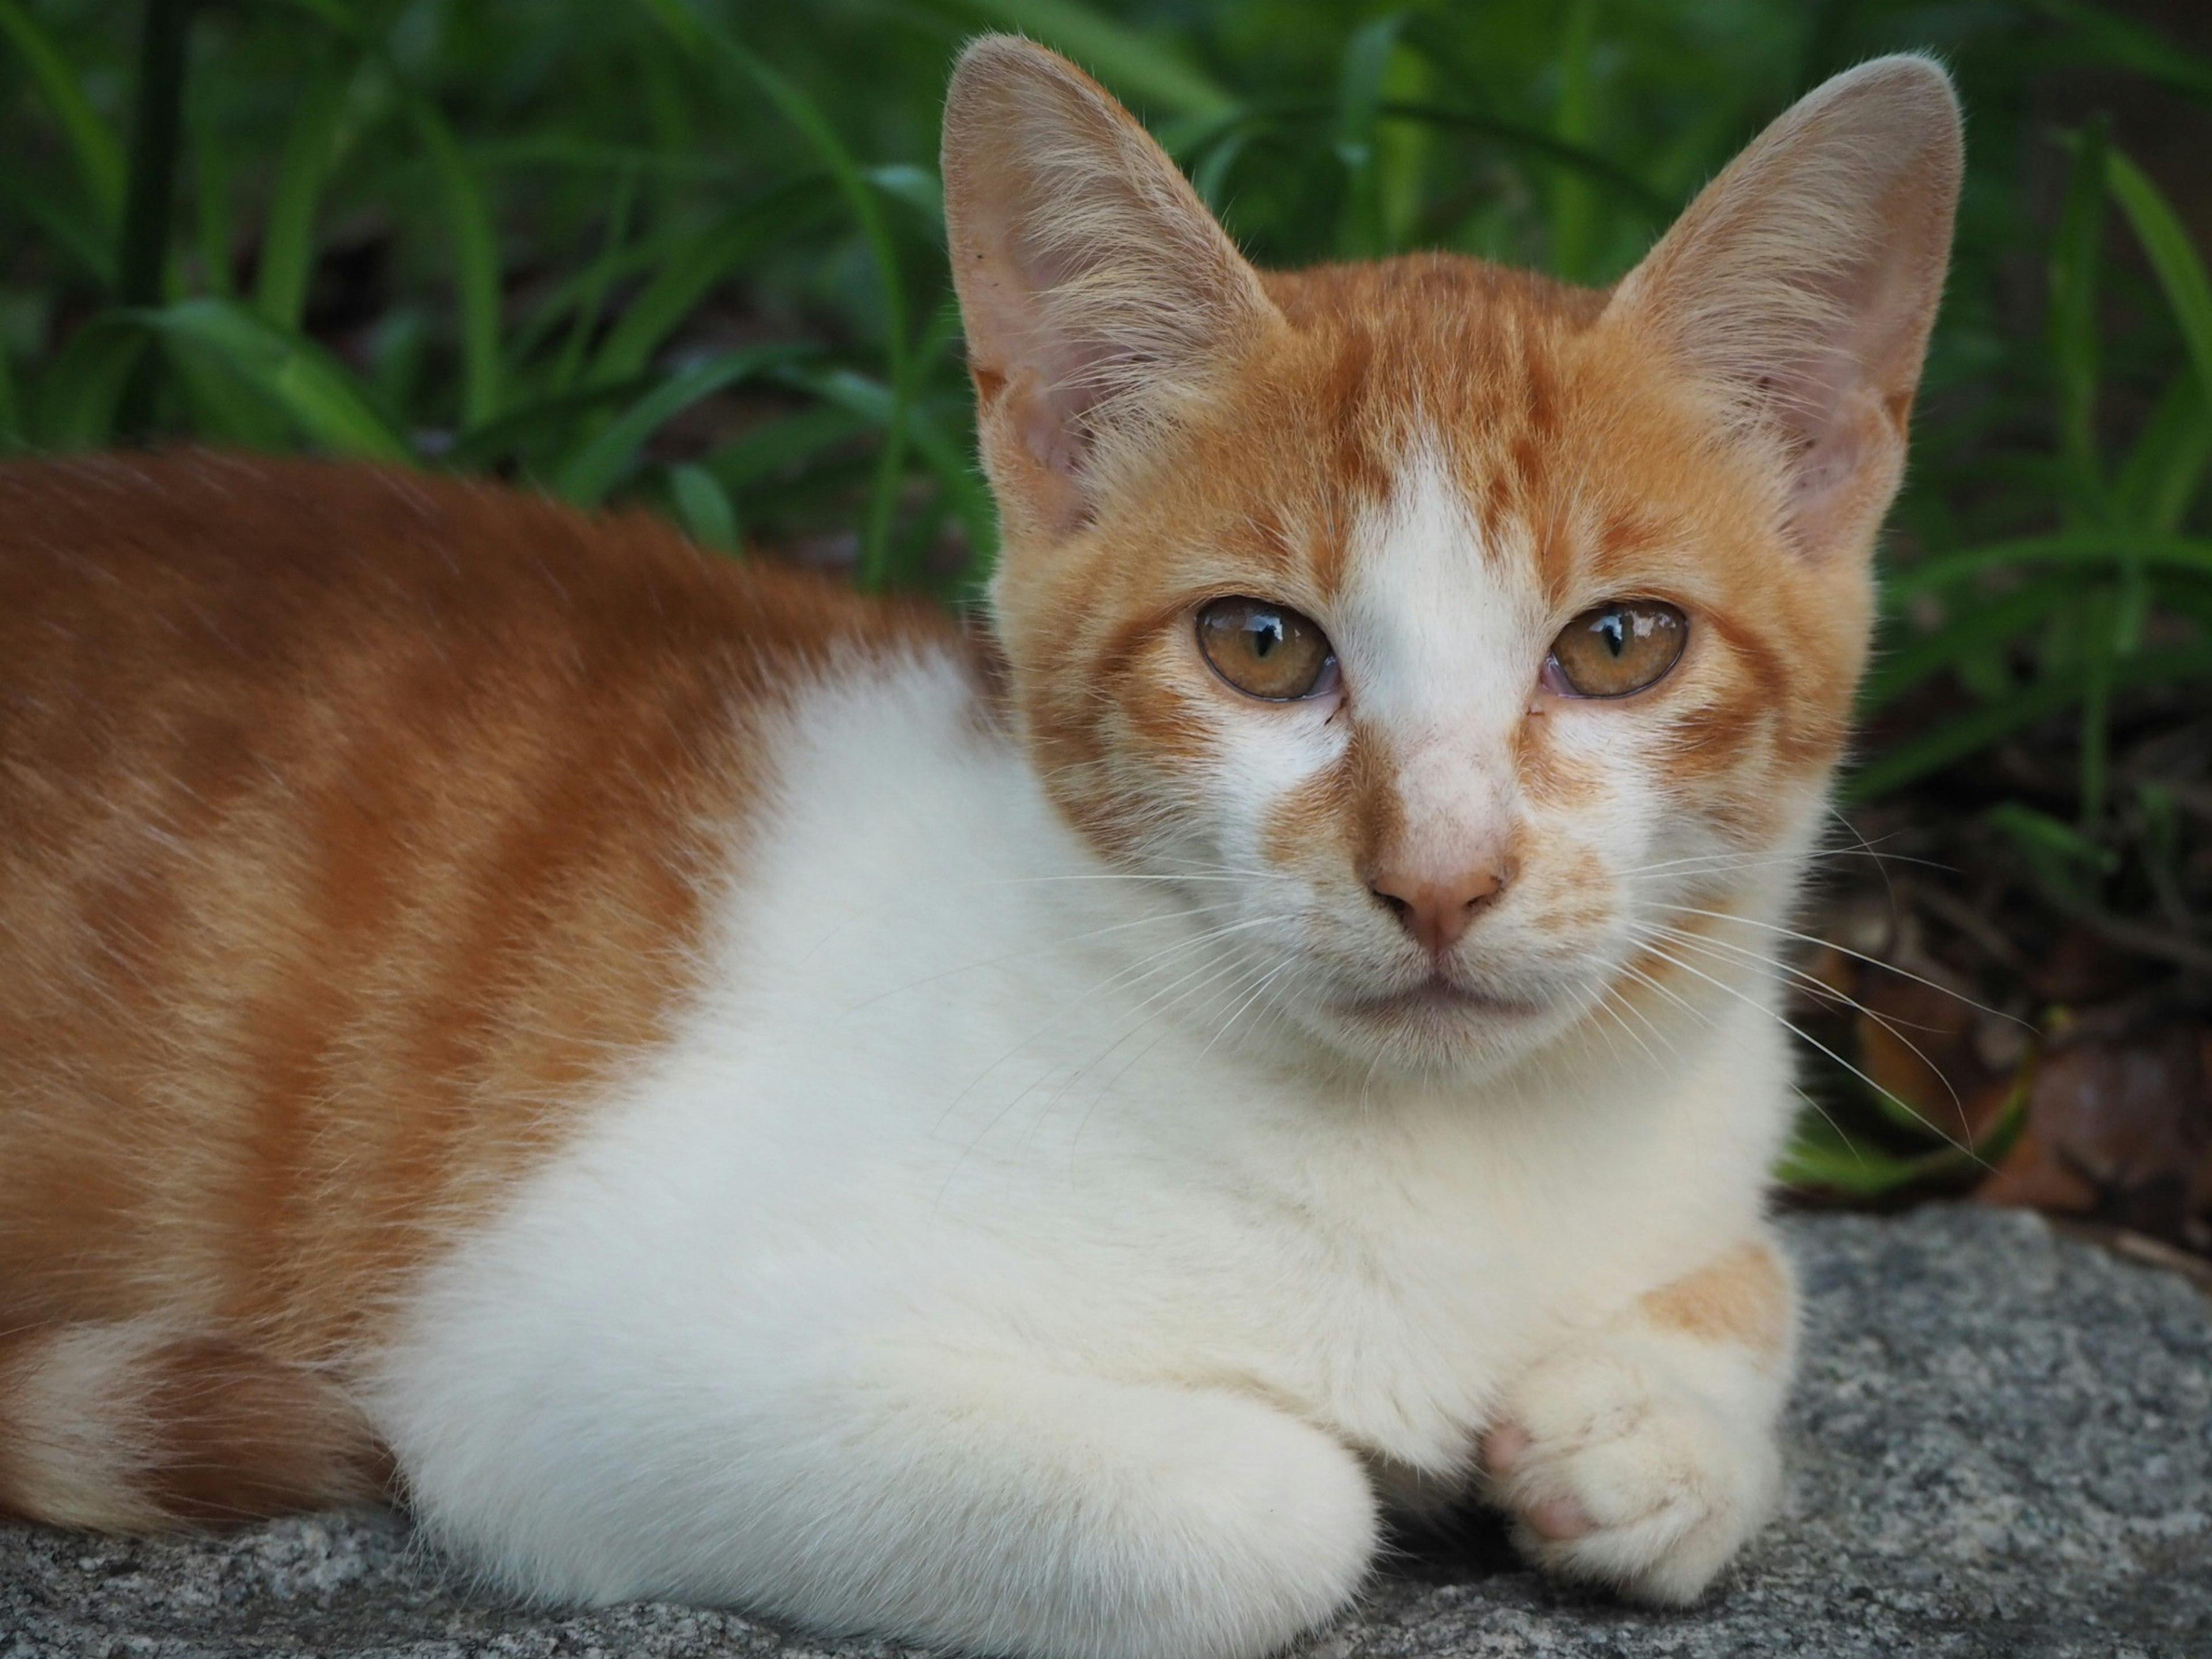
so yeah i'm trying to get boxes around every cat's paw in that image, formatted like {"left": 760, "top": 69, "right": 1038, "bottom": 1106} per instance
{"left": 1479, "top": 1327, "right": 1782, "bottom": 1605}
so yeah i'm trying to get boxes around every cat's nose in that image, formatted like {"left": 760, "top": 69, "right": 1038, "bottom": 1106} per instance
{"left": 1366, "top": 861, "right": 1513, "bottom": 956}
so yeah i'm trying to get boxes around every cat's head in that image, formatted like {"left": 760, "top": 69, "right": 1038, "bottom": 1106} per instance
{"left": 944, "top": 37, "right": 1960, "bottom": 1081}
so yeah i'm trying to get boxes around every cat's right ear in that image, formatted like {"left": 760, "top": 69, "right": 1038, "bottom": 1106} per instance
{"left": 942, "top": 36, "right": 1281, "bottom": 541}
{"left": 1603, "top": 56, "right": 1963, "bottom": 565}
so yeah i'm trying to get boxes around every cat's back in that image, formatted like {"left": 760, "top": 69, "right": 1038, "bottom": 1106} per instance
{"left": 0, "top": 452, "right": 959, "bottom": 1355}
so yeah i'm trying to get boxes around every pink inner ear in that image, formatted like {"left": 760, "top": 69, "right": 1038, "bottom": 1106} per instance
{"left": 1785, "top": 388, "right": 1897, "bottom": 558}
{"left": 1770, "top": 235, "right": 1931, "bottom": 551}
{"left": 1021, "top": 390, "right": 1085, "bottom": 479}
{"left": 1012, "top": 283, "right": 1120, "bottom": 483}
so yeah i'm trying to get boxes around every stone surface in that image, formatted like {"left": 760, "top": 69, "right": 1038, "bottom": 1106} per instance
{"left": 4, "top": 1206, "right": 2207, "bottom": 1658}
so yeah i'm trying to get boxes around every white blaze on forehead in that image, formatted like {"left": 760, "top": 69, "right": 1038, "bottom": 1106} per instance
{"left": 1336, "top": 442, "right": 1547, "bottom": 837}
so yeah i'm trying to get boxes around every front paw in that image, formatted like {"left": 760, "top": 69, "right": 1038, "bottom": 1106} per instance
{"left": 1480, "top": 1328, "right": 1782, "bottom": 1605}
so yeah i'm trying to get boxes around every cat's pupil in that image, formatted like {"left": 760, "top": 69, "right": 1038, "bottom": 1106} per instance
{"left": 1251, "top": 618, "right": 1281, "bottom": 657}
{"left": 1599, "top": 611, "right": 1626, "bottom": 657}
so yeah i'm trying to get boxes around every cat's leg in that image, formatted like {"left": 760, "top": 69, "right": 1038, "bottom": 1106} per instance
{"left": 0, "top": 1321, "right": 391, "bottom": 1529}
{"left": 400, "top": 1350, "right": 1378, "bottom": 1659}
{"left": 813, "top": 1365, "right": 1379, "bottom": 1659}
{"left": 1479, "top": 1230, "right": 1796, "bottom": 1604}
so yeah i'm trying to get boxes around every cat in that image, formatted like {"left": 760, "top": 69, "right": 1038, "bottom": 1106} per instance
{"left": 0, "top": 34, "right": 1959, "bottom": 1659}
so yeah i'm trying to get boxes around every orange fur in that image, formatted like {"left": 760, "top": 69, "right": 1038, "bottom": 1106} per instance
{"left": 1642, "top": 1240, "right": 1794, "bottom": 1362}
{"left": 0, "top": 453, "right": 956, "bottom": 1525}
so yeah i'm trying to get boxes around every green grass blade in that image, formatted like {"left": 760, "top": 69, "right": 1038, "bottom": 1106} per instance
{"left": 0, "top": 0, "right": 125, "bottom": 228}
{"left": 552, "top": 342, "right": 812, "bottom": 506}
{"left": 1885, "top": 531, "right": 2212, "bottom": 603}
{"left": 1335, "top": 17, "right": 1400, "bottom": 171}
{"left": 1843, "top": 646, "right": 2212, "bottom": 803}
{"left": 638, "top": 0, "right": 912, "bottom": 583}
{"left": 0, "top": 339, "right": 24, "bottom": 450}
{"left": 1191, "top": 125, "right": 1256, "bottom": 214}
{"left": 2075, "top": 588, "right": 2115, "bottom": 823}
{"left": 2115, "top": 373, "right": 2212, "bottom": 535}
{"left": 33, "top": 316, "right": 149, "bottom": 447}
{"left": 954, "top": 0, "right": 1234, "bottom": 119}
{"left": 508, "top": 221, "right": 693, "bottom": 368}
{"left": 1862, "top": 575, "right": 2078, "bottom": 709}
{"left": 2027, "top": 0, "right": 2212, "bottom": 104}
{"left": 668, "top": 461, "right": 739, "bottom": 552}
{"left": 772, "top": 354, "right": 996, "bottom": 584}
{"left": 1190, "top": 94, "right": 1667, "bottom": 220}
{"left": 704, "top": 403, "right": 869, "bottom": 490}
{"left": 0, "top": 171, "right": 116, "bottom": 288}
{"left": 460, "top": 137, "right": 732, "bottom": 177}
{"left": 2048, "top": 120, "right": 2108, "bottom": 510}
{"left": 589, "top": 179, "right": 831, "bottom": 384}
{"left": 1548, "top": 0, "right": 1599, "bottom": 281}
{"left": 263, "top": 0, "right": 357, "bottom": 30}
{"left": 779, "top": 362, "right": 896, "bottom": 426}
{"left": 111, "top": 0, "right": 195, "bottom": 438}
{"left": 441, "top": 373, "right": 657, "bottom": 471}
{"left": 866, "top": 164, "right": 944, "bottom": 234}
{"left": 255, "top": 63, "right": 353, "bottom": 329}
{"left": 637, "top": 1, "right": 903, "bottom": 352}
{"left": 161, "top": 326, "right": 294, "bottom": 448}
{"left": 1374, "top": 101, "right": 1668, "bottom": 218}
{"left": 1333, "top": 12, "right": 1404, "bottom": 258}
{"left": 190, "top": 93, "right": 234, "bottom": 298}
{"left": 548, "top": 167, "right": 637, "bottom": 394}
{"left": 898, "top": 397, "right": 995, "bottom": 582}
{"left": 1776, "top": 1106, "right": 1975, "bottom": 1198}
{"left": 139, "top": 298, "right": 411, "bottom": 461}
{"left": 2107, "top": 149, "right": 2212, "bottom": 427}
{"left": 1988, "top": 801, "right": 2119, "bottom": 907}
{"left": 409, "top": 105, "right": 503, "bottom": 430}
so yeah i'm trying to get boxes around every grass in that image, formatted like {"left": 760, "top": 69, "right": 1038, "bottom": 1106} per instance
{"left": 3, "top": 0, "right": 2209, "bottom": 1196}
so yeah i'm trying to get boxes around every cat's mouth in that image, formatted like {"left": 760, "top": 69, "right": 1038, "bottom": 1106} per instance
{"left": 1337, "top": 976, "right": 1544, "bottom": 1023}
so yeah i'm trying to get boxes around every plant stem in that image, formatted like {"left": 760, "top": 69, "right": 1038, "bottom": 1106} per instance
{"left": 115, "top": 0, "right": 195, "bottom": 437}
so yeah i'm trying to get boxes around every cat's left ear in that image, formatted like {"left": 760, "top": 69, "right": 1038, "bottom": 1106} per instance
{"left": 942, "top": 36, "right": 1282, "bottom": 542}
{"left": 1604, "top": 56, "right": 1963, "bottom": 561}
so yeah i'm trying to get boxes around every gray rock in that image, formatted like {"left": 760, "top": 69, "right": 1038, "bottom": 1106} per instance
{"left": 5, "top": 1207, "right": 2207, "bottom": 1658}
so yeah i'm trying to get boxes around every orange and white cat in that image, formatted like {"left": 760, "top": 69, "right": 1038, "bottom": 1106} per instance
{"left": 0, "top": 36, "right": 1959, "bottom": 1659}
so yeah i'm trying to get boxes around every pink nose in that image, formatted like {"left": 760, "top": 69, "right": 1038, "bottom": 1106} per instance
{"left": 1368, "top": 862, "right": 1513, "bottom": 955}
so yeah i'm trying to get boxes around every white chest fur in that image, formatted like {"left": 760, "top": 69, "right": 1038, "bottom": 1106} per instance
{"left": 373, "top": 652, "right": 1795, "bottom": 1633}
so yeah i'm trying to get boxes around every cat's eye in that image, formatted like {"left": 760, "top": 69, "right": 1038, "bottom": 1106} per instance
{"left": 1195, "top": 597, "right": 1339, "bottom": 702}
{"left": 1544, "top": 600, "right": 1688, "bottom": 698}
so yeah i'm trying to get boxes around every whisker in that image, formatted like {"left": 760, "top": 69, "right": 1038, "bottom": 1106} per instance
{"left": 1662, "top": 903, "right": 2025, "bottom": 1028}
{"left": 1645, "top": 921, "right": 1972, "bottom": 1142}
{"left": 1589, "top": 986, "right": 1673, "bottom": 1071}
{"left": 1198, "top": 956, "right": 1300, "bottom": 1060}
{"left": 1624, "top": 934, "right": 1987, "bottom": 1166}
{"left": 1786, "top": 1082, "right": 1870, "bottom": 1173}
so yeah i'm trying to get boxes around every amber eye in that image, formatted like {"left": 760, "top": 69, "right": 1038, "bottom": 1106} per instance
{"left": 1196, "top": 597, "right": 1339, "bottom": 702}
{"left": 1545, "top": 600, "right": 1688, "bottom": 698}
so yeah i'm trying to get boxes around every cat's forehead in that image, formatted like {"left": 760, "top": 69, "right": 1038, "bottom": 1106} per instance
{"left": 1260, "top": 255, "right": 1607, "bottom": 467}
{"left": 1168, "top": 256, "right": 1752, "bottom": 619}
{"left": 1203, "top": 254, "right": 1692, "bottom": 609}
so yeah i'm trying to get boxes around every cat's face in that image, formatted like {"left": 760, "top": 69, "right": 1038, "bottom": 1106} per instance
{"left": 990, "top": 266, "right": 1870, "bottom": 1077}
{"left": 946, "top": 41, "right": 1959, "bottom": 1080}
